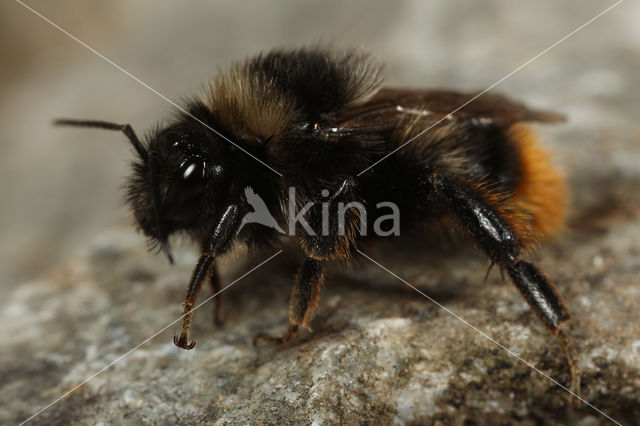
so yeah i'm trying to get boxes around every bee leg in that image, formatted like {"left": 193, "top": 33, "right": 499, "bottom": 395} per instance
{"left": 300, "top": 176, "right": 360, "bottom": 261}
{"left": 209, "top": 261, "right": 225, "bottom": 326}
{"left": 506, "top": 260, "right": 581, "bottom": 398}
{"left": 253, "top": 178, "right": 355, "bottom": 346}
{"left": 556, "top": 327, "right": 582, "bottom": 403}
{"left": 174, "top": 204, "right": 241, "bottom": 350}
{"left": 253, "top": 257, "right": 326, "bottom": 345}
{"left": 431, "top": 174, "right": 580, "bottom": 396}
{"left": 173, "top": 255, "right": 214, "bottom": 350}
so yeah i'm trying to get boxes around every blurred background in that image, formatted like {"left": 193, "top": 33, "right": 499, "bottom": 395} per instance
{"left": 1, "top": 0, "right": 638, "bottom": 300}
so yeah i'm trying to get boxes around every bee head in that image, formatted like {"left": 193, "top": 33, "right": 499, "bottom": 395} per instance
{"left": 129, "top": 119, "right": 236, "bottom": 263}
{"left": 54, "top": 117, "right": 228, "bottom": 264}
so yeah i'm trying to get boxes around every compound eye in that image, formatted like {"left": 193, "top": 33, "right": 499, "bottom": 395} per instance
{"left": 164, "top": 158, "right": 205, "bottom": 223}
{"left": 181, "top": 158, "right": 205, "bottom": 193}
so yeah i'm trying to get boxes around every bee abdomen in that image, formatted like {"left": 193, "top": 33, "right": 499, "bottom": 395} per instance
{"left": 507, "top": 124, "right": 567, "bottom": 241}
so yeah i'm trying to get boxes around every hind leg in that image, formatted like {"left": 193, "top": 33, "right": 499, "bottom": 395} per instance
{"left": 429, "top": 173, "right": 580, "bottom": 394}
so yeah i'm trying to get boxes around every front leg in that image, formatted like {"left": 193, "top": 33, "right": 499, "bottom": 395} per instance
{"left": 209, "top": 261, "right": 225, "bottom": 326}
{"left": 174, "top": 204, "right": 241, "bottom": 349}
{"left": 173, "top": 256, "right": 214, "bottom": 349}
{"left": 253, "top": 257, "right": 327, "bottom": 344}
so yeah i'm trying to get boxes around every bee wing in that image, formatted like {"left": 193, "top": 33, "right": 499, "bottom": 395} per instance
{"left": 335, "top": 88, "right": 565, "bottom": 133}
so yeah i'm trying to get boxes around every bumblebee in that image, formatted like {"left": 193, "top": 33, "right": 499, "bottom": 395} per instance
{"left": 55, "top": 47, "right": 578, "bottom": 390}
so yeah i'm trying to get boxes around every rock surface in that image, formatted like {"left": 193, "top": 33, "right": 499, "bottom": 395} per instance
{"left": 2, "top": 202, "right": 640, "bottom": 425}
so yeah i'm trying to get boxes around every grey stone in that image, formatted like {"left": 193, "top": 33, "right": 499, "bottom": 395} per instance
{"left": 2, "top": 206, "right": 639, "bottom": 424}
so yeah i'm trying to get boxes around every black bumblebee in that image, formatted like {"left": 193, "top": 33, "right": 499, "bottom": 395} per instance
{"left": 56, "top": 47, "right": 578, "bottom": 391}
